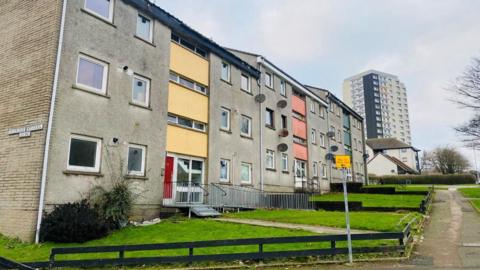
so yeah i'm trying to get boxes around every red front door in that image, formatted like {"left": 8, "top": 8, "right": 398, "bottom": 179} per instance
{"left": 163, "top": 156, "right": 174, "bottom": 199}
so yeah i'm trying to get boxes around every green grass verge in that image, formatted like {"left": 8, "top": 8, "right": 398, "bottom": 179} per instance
{"left": 471, "top": 200, "right": 480, "bottom": 212}
{"left": 0, "top": 218, "right": 395, "bottom": 263}
{"left": 311, "top": 193, "right": 424, "bottom": 208}
{"left": 224, "top": 209, "right": 419, "bottom": 232}
{"left": 458, "top": 187, "right": 480, "bottom": 198}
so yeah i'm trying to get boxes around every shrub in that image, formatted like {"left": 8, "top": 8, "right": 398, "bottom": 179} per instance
{"left": 369, "top": 174, "right": 476, "bottom": 185}
{"left": 40, "top": 200, "right": 108, "bottom": 243}
{"left": 91, "top": 182, "right": 133, "bottom": 230}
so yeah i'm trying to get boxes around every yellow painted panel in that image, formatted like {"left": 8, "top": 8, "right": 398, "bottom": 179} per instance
{"left": 166, "top": 125, "right": 208, "bottom": 158}
{"left": 170, "top": 42, "right": 209, "bottom": 86}
{"left": 168, "top": 83, "right": 209, "bottom": 123}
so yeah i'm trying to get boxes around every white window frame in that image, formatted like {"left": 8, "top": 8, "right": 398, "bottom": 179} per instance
{"left": 84, "top": 0, "right": 114, "bottom": 22}
{"left": 320, "top": 133, "right": 325, "bottom": 147}
{"left": 313, "top": 161, "right": 318, "bottom": 177}
{"left": 127, "top": 144, "right": 146, "bottom": 176}
{"left": 167, "top": 114, "right": 206, "bottom": 132}
{"left": 131, "top": 74, "right": 150, "bottom": 107}
{"left": 220, "top": 159, "right": 230, "bottom": 182}
{"left": 220, "top": 107, "right": 231, "bottom": 131}
{"left": 76, "top": 54, "right": 109, "bottom": 94}
{"left": 136, "top": 13, "right": 153, "bottom": 42}
{"left": 311, "top": 129, "right": 317, "bottom": 144}
{"left": 67, "top": 134, "right": 102, "bottom": 173}
{"left": 265, "top": 72, "right": 273, "bottom": 88}
{"left": 322, "top": 163, "right": 327, "bottom": 178}
{"left": 310, "top": 102, "right": 316, "bottom": 113}
{"left": 241, "top": 74, "right": 251, "bottom": 92}
{"left": 266, "top": 149, "right": 275, "bottom": 169}
{"left": 280, "top": 80, "right": 286, "bottom": 96}
{"left": 221, "top": 62, "right": 231, "bottom": 82}
{"left": 240, "top": 115, "right": 252, "bottom": 137}
{"left": 240, "top": 162, "right": 252, "bottom": 184}
{"left": 281, "top": 153, "right": 288, "bottom": 172}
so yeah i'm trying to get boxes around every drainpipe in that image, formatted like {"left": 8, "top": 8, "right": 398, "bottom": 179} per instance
{"left": 325, "top": 96, "right": 333, "bottom": 186}
{"left": 35, "top": 0, "right": 67, "bottom": 244}
{"left": 257, "top": 58, "right": 264, "bottom": 191}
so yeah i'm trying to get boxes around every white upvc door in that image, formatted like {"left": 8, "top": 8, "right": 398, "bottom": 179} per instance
{"left": 294, "top": 159, "right": 307, "bottom": 188}
{"left": 172, "top": 154, "right": 205, "bottom": 204}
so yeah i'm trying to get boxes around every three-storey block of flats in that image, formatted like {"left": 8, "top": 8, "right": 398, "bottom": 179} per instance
{"left": 0, "top": 0, "right": 367, "bottom": 242}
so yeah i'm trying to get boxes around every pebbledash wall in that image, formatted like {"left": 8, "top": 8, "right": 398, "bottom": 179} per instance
{"left": 0, "top": 0, "right": 63, "bottom": 242}
{"left": 0, "top": 0, "right": 367, "bottom": 242}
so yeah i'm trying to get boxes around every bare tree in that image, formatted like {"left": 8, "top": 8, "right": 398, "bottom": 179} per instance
{"left": 429, "top": 146, "right": 469, "bottom": 174}
{"left": 451, "top": 57, "right": 480, "bottom": 143}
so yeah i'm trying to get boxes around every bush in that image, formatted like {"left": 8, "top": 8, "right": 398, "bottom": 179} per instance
{"left": 40, "top": 200, "right": 108, "bottom": 243}
{"left": 330, "top": 182, "right": 363, "bottom": 193}
{"left": 370, "top": 174, "right": 476, "bottom": 185}
{"left": 91, "top": 182, "right": 133, "bottom": 230}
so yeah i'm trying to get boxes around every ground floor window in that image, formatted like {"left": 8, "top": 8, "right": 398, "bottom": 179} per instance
{"left": 220, "top": 159, "right": 230, "bottom": 182}
{"left": 127, "top": 144, "right": 146, "bottom": 176}
{"left": 266, "top": 149, "right": 275, "bottom": 169}
{"left": 67, "top": 134, "right": 102, "bottom": 172}
{"left": 240, "top": 162, "right": 252, "bottom": 184}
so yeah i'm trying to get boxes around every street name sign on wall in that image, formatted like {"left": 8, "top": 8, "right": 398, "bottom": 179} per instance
{"left": 335, "top": 155, "right": 351, "bottom": 169}
{"left": 8, "top": 124, "right": 43, "bottom": 138}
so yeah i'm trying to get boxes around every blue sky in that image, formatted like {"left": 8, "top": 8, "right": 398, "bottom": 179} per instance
{"left": 154, "top": 0, "right": 480, "bottom": 163}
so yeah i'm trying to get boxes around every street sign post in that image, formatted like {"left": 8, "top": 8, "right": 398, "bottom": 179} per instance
{"left": 335, "top": 155, "right": 353, "bottom": 264}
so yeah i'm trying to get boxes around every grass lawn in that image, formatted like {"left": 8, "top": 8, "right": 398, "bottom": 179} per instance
{"left": 311, "top": 193, "right": 424, "bottom": 208}
{"left": 0, "top": 218, "right": 395, "bottom": 263}
{"left": 458, "top": 187, "right": 480, "bottom": 198}
{"left": 224, "top": 209, "right": 419, "bottom": 232}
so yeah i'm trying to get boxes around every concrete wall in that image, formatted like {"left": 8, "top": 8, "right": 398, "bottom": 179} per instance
{"left": 44, "top": 0, "right": 171, "bottom": 219}
{"left": 207, "top": 53, "right": 262, "bottom": 188}
{"left": 368, "top": 154, "right": 398, "bottom": 176}
{"left": 0, "top": 0, "right": 62, "bottom": 241}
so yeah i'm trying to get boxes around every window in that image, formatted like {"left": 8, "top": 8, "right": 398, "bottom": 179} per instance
{"left": 313, "top": 162, "right": 318, "bottom": 177}
{"left": 67, "top": 134, "right": 101, "bottom": 172}
{"left": 265, "top": 72, "right": 273, "bottom": 88}
{"left": 266, "top": 149, "right": 275, "bottom": 169}
{"left": 310, "top": 102, "right": 316, "bottom": 113}
{"left": 84, "top": 0, "right": 114, "bottom": 21}
{"left": 240, "top": 115, "right": 252, "bottom": 137}
{"left": 240, "top": 162, "right": 252, "bottom": 184}
{"left": 402, "top": 157, "right": 408, "bottom": 162}
{"left": 322, "top": 164, "right": 327, "bottom": 178}
{"left": 319, "top": 106, "right": 325, "bottom": 118}
{"left": 127, "top": 144, "right": 146, "bottom": 176}
{"left": 76, "top": 54, "right": 108, "bottom": 94}
{"left": 169, "top": 72, "right": 207, "bottom": 94}
{"left": 293, "top": 136, "right": 307, "bottom": 145}
{"left": 337, "top": 130, "right": 342, "bottom": 143}
{"left": 311, "top": 129, "right": 317, "bottom": 144}
{"left": 281, "top": 153, "right": 288, "bottom": 172}
{"left": 171, "top": 34, "right": 207, "bottom": 58}
{"left": 265, "top": 108, "right": 274, "bottom": 128}
{"left": 131, "top": 74, "right": 150, "bottom": 107}
{"left": 280, "top": 80, "right": 286, "bottom": 96}
{"left": 221, "top": 62, "right": 230, "bottom": 82}
{"left": 320, "top": 133, "right": 325, "bottom": 147}
{"left": 136, "top": 14, "right": 152, "bottom": 42}
{"left": 220, "top": 107, "right": 230, "bottom": 131}
{"left": 220, "top": 159, "right": 230, "bottom": 182}
{"left": 281, "top": 115, "right": 287, "bottom": 129}
{"left": 168, "top": 114, "right": 206, "bottom": 132}
{"left": 241, "top": 74, "right": 250, "bottom": 92}
{"left": 330, "top": 126, "right": 336, "bottom": 140}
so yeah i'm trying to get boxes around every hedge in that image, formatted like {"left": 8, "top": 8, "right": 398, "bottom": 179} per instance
{"left": 369, "top": 174, "right": 476, "bottom": 185}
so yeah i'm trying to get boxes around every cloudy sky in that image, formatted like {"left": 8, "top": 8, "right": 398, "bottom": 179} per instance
{"left": 155, "top": 0, "right": 480, "bottom": 163}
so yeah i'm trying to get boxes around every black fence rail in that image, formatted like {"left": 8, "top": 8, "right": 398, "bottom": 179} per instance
{"left": 0, "top": 257, "right": 34, "bottom": 270}
{"left": 4, "top": 222, "right": 415, "bottom": 270}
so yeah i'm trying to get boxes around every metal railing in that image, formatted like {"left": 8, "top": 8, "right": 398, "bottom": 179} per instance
{"left": 163, "top": 182, "right": 316, "bottom": 210}
{"left": 0, "top": 257, "right": 34, "bottom": 270}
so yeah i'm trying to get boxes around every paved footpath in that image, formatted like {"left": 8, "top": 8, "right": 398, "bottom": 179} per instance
{"left": 266, "top": 188, "right": 480, "bottom": 270}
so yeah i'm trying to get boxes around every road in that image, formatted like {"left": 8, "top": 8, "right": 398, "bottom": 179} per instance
{"left": 266, "top": 188, "right": 480, "bottom": 270}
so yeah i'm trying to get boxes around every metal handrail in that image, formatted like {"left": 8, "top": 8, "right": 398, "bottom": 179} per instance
{"left": 210, "top": 183, "right": 227, "bottom": 196}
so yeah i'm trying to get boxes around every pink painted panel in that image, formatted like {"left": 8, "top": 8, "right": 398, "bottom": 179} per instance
{"left": 292, "top": 95, "right": 306, "bottom": 116}
{"left": 293, "top": 143, "right": 308, "bottom": 160}
{"left": 292, "top": 118, "right": 307, "bottom": 139}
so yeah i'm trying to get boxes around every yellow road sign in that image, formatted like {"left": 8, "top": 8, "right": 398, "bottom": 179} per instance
{"left": 335, "top": 155, "right": 351, "bottom": 169}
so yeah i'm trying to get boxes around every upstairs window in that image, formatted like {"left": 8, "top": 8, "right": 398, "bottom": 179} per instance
{"left": 266, "top": 149, "right": 275, "bottom": 169}
{"left": 281, "top": 153, "right": 288, "bottom": 172}
{"left": 220, "top": 107, "right": 231, "bottom": 131}
{"left": 240, "top": 115, "right": 252, "bottom": 137}
{"left": 169, "top": 72, "right": 207, "bottom": 95}
{"left": 221, "top": 62, "right": 231, "bottom": 82}
{"left": 76, "top": 54, "right": 108, "bottom": 94}
{"left": 171, "top": 34, "right": 207, "bottom": 58}
{"left": 241, "top": 74, "right": 250, "bottom": 92}
{"left": 168, "top": 114, "right": 206, "bottom": 132}
{"left": 131, "top": 75, "right": 150, "bottom": 107}
{"left": 280, "top": 80, "right": 286, "bottom": 96}
{"left": 84, "top": 0, "right": 114, "bottom": 22}
{"left": 265, "top": 72, "right": 273, "bottom": 88}
{"left": 265, "top": 108, "right": 274, "bottom": 128}
{"left": 136, "top": 14, "right": 152, "bottom": 42}
{"left": 281, "top": 115, "right": 287, "bottom": 129}
{"left": 311, "top": 129, "right": 317, "bottom": 144}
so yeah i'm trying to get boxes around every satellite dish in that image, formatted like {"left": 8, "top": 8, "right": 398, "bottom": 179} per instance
{"left": 325, "top": 153, "right": 335, "bottom": 160}
{"left": 277, "top": 100, "right": 287, "bottom": 108}
{"left": 330, "top": 145, "right": 339, "bottom": 152}
{"left": 327, "top": 131, "right": 335, "bottom": 138}
{"left": 277, "top": 143, "right": 288, "bottom": 152}
{"left": 254, "top": 94, "right": 266, "bottom": 103}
